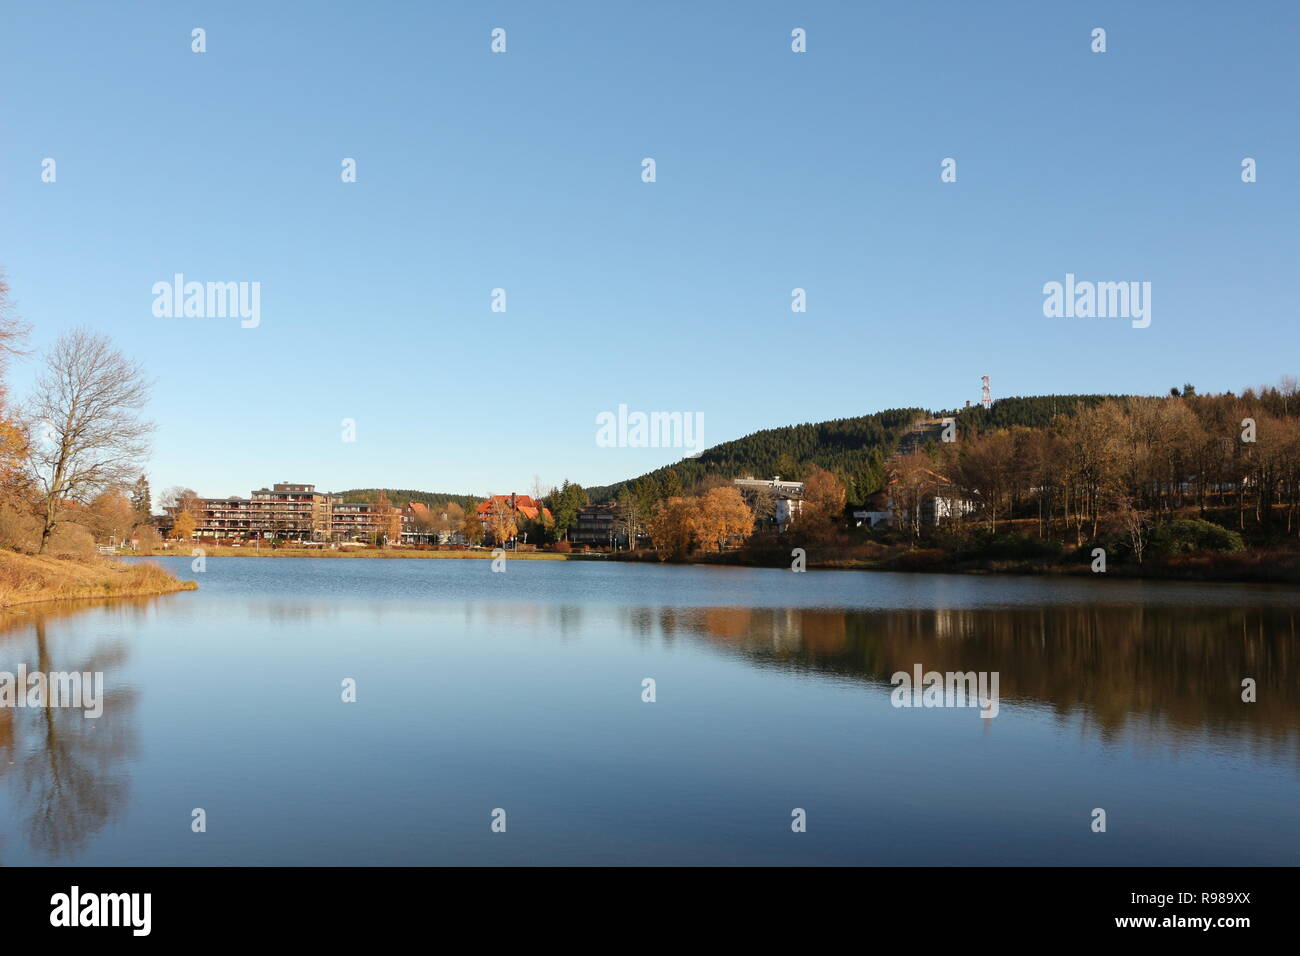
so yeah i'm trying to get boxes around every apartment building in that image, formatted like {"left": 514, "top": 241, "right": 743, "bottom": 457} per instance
{"left": 570, "top": 502, "right": 625, "bottom": 547}
{"left": 178, "top": 482, "right": 400, "bottom": 542}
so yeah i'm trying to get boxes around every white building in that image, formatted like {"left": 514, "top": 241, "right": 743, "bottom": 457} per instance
{"left": 733, "top": 476, "right": 804, "bottom": 531}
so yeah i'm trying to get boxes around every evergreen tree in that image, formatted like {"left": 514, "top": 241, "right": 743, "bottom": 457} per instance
{"left": 130, "top": 474, "right": 152, "bottom": 521}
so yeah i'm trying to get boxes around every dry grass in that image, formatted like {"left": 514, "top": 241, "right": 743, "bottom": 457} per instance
{"left": 0, "top": 551, "right": 196, "bottom": 608}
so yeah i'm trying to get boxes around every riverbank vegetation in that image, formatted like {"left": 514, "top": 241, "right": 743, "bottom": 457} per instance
{"left": 601, "top": 382, "right": 1300, "bottom": 583}
{"left": 0, "top": 550, "right": 194, "bottom": 608}
{"left": 0, "top": 273, "right": 191, "bottom": 605}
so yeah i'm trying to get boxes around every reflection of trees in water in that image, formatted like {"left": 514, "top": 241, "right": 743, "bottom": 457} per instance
{"left": 658, "top": 604, "right": 1299, "bottom": 754}
{"left": 0, "top": 601, "right": 143, "bottom": 861}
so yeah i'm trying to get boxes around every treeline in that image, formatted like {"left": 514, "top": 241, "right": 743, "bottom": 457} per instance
{"left": 904, "top": 380, "right": 1300, "bottom": 561}
{"left": 337, "top": 488, "right": 482, "bottom": 513}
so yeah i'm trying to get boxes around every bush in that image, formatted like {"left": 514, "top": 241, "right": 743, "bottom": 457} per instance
{"left": 1149, "top": 519, "right": 1245, "bottom": 557}
{"left": 959, "top": 531, "right": 1062, "bottom": 562}
{"left": 0, "top": 504, "right": 41, "bottom": 552}
{"left": 552, "top": 540, "right": 572, "bottom": 553}
{"left": 48, "top": 523, "right": 97, "bottom": 559}
{"left": 891, "top": 548, "right": 950, "bottom": 571}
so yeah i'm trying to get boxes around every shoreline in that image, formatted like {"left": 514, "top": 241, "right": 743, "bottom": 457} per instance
{"left": 0, "top": 552, "right": 197, "bottom": 610}
{"left": 614, "top": 550, "right": 1300, "bottom": 585}
{"left": 131, "top": 547, "right": 578, "bottom": 561}
{"left": 121, "top": 545, "right": 1300, "bottom": 585}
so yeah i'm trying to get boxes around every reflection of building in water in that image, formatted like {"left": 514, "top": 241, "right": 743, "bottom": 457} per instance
{"left": 695, "top": 607, "right": 846, "bottom": 656}
{"left": 933, "top": 608, "right": 977, "bottom": 641}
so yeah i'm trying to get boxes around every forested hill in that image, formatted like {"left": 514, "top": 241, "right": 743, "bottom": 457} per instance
{"left": 940, "top": 394, "right": 1123, "bottom": 431}
{"left": 335, "top": 489, "right": 481, "bottom": 511}
{"left": 585, "top": 395, "right": 1122, "bottom": 506}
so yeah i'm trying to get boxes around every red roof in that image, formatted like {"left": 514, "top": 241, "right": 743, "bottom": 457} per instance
{"left": 476, "top": 494, "right": 551, "bottom": 522}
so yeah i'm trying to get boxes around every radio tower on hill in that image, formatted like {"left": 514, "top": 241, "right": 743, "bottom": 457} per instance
{"left": 981, "top": 376, "right": 991, "bottom": 410}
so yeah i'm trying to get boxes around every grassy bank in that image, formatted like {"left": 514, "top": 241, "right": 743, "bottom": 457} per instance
{"left": 133, "top": 546, "right": 576, "bottom": 560}
{"left": 611, "top": 543, "right": 1300, "bottom": 584}
{"left": 0, "top": 551, "right": 197, "bottom": 608}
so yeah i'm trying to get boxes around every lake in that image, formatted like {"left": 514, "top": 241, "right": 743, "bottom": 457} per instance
{"left": 1, "top": 557, "right": 1296, "bottom": 865}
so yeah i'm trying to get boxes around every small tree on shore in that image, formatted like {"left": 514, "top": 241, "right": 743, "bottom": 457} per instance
{"left": 170, "top": 510, "right": 196, "bottom": 541}
{"left": 487, "top": 498, "right": 517, "bottom": 547}
{"left": 460, "top": 509, "right": 484, "bottom": 546}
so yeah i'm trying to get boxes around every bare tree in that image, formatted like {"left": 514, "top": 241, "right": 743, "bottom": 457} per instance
{"left": 158, "top": 485, "right": 200, "bottom": 517}
{"left": 0, "top": 270, "right": 32, "bottom": 381}
{"left": 26, "top": 329, "right": 154, "bottom": 553}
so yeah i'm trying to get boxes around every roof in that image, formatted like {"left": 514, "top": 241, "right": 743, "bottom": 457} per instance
{"left": 476, "top": 494, "right": 552, "bottom": 522}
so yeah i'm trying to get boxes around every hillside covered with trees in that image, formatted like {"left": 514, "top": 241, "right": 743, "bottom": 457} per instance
{"left": 586, "top": 396, "right": 1123, "bottom": 507}
{"left": 597, "top": 379, "right": 1300, "bottom": 582}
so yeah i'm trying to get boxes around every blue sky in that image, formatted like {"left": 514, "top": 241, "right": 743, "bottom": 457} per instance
{"left": 2, "top": 1, "right": 1296, "bottom": 499}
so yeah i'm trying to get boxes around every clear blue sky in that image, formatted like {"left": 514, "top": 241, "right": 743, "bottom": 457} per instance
{"left": 2, "top": 1, "right": 1296, "bottom": 499}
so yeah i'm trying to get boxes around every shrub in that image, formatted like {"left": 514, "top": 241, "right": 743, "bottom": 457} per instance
{"left": 552, "top": 540, "right": 572, "bottom": 553}
{"left": 0, "top": 504, "right": 41, "bottom": 552}
{"left": 891, "top": 548, "right": 949, "bottom": 571}
{"left": 959, "top": 531, "right": 1062, "bottom": 562}
{"left": 1149, "top": 519, "right": 1245, "bottom": 557}
{"left": 48, "top": 523, "right": 97, "bottom": 560}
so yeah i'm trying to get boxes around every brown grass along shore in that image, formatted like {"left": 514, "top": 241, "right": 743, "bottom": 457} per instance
{"left": 0, "top": 551, "right": 196, "bottom": 608}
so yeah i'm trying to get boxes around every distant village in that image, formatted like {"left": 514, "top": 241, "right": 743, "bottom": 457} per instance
{"left": 154, "top": 478, "right": 833, "bottom": 551}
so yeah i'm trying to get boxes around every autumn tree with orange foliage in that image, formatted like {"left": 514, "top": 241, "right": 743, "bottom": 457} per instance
{"left": 690, "top": 486, "right": 753, "bottom": 552}
{"left": 486, "top": 498, "right": 518, "bottom": 547}
{"left": 796, "top": 467, "right": 847, "bottom": 543}
{"left": 170, "top": 511, "right": 196, "bottom": 540}
{"left": 373, "top": 490, "right": 402, "bottom": 545}
{"left": 647, "top": 497, "right": 697, "bottom": 560}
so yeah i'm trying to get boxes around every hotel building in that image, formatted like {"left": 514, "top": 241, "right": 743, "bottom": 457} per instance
{"left": 175, "top": 482, "right": 400, "bottom": 542}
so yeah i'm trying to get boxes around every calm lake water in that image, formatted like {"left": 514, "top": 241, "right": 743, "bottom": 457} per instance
{"left": 1, "top": 557, "right": 1297, "bottom": 866}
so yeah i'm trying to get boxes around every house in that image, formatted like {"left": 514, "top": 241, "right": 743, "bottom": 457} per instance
{"left": 571, "top": 502, "right": 625, "bottom": 547}
{"left": 476, "top": 493, "right": 552, "bottom": 524}
{"left": 858, "top": 469, "right": 975, "bottom": 530}
{"left": 476, "top": 493, "right": 554, "bottom": 545}
{"left": 732, "top": 476, "right": 804, "bottom": 532}
{"left": 853, "top": 492, "right": 894, "bottom": 529}
{"left": 402, "top": 501, "right": 435, "bottom": 544}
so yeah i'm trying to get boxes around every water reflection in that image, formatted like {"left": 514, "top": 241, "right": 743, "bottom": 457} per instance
{"left": 0, "top": 599, "right": 150, "bottom": 862}
{"left": 2, "top": 583, "right": 1297, "bottom": 865}
{"left": 642, "top": 604, "right": 1299, "bottom": 756}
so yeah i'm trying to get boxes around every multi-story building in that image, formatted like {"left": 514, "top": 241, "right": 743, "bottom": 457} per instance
{"left": 570, "top": 502, "right": 624, "bottom": 547}
{"left": 330, "top": 500, "right": 399, "bottom": 542}
{"left": 176, "top": 482, "right": 400, "bottom": 542}
{"left": 250, "top": 482, "right": 333, "bottom": 539}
